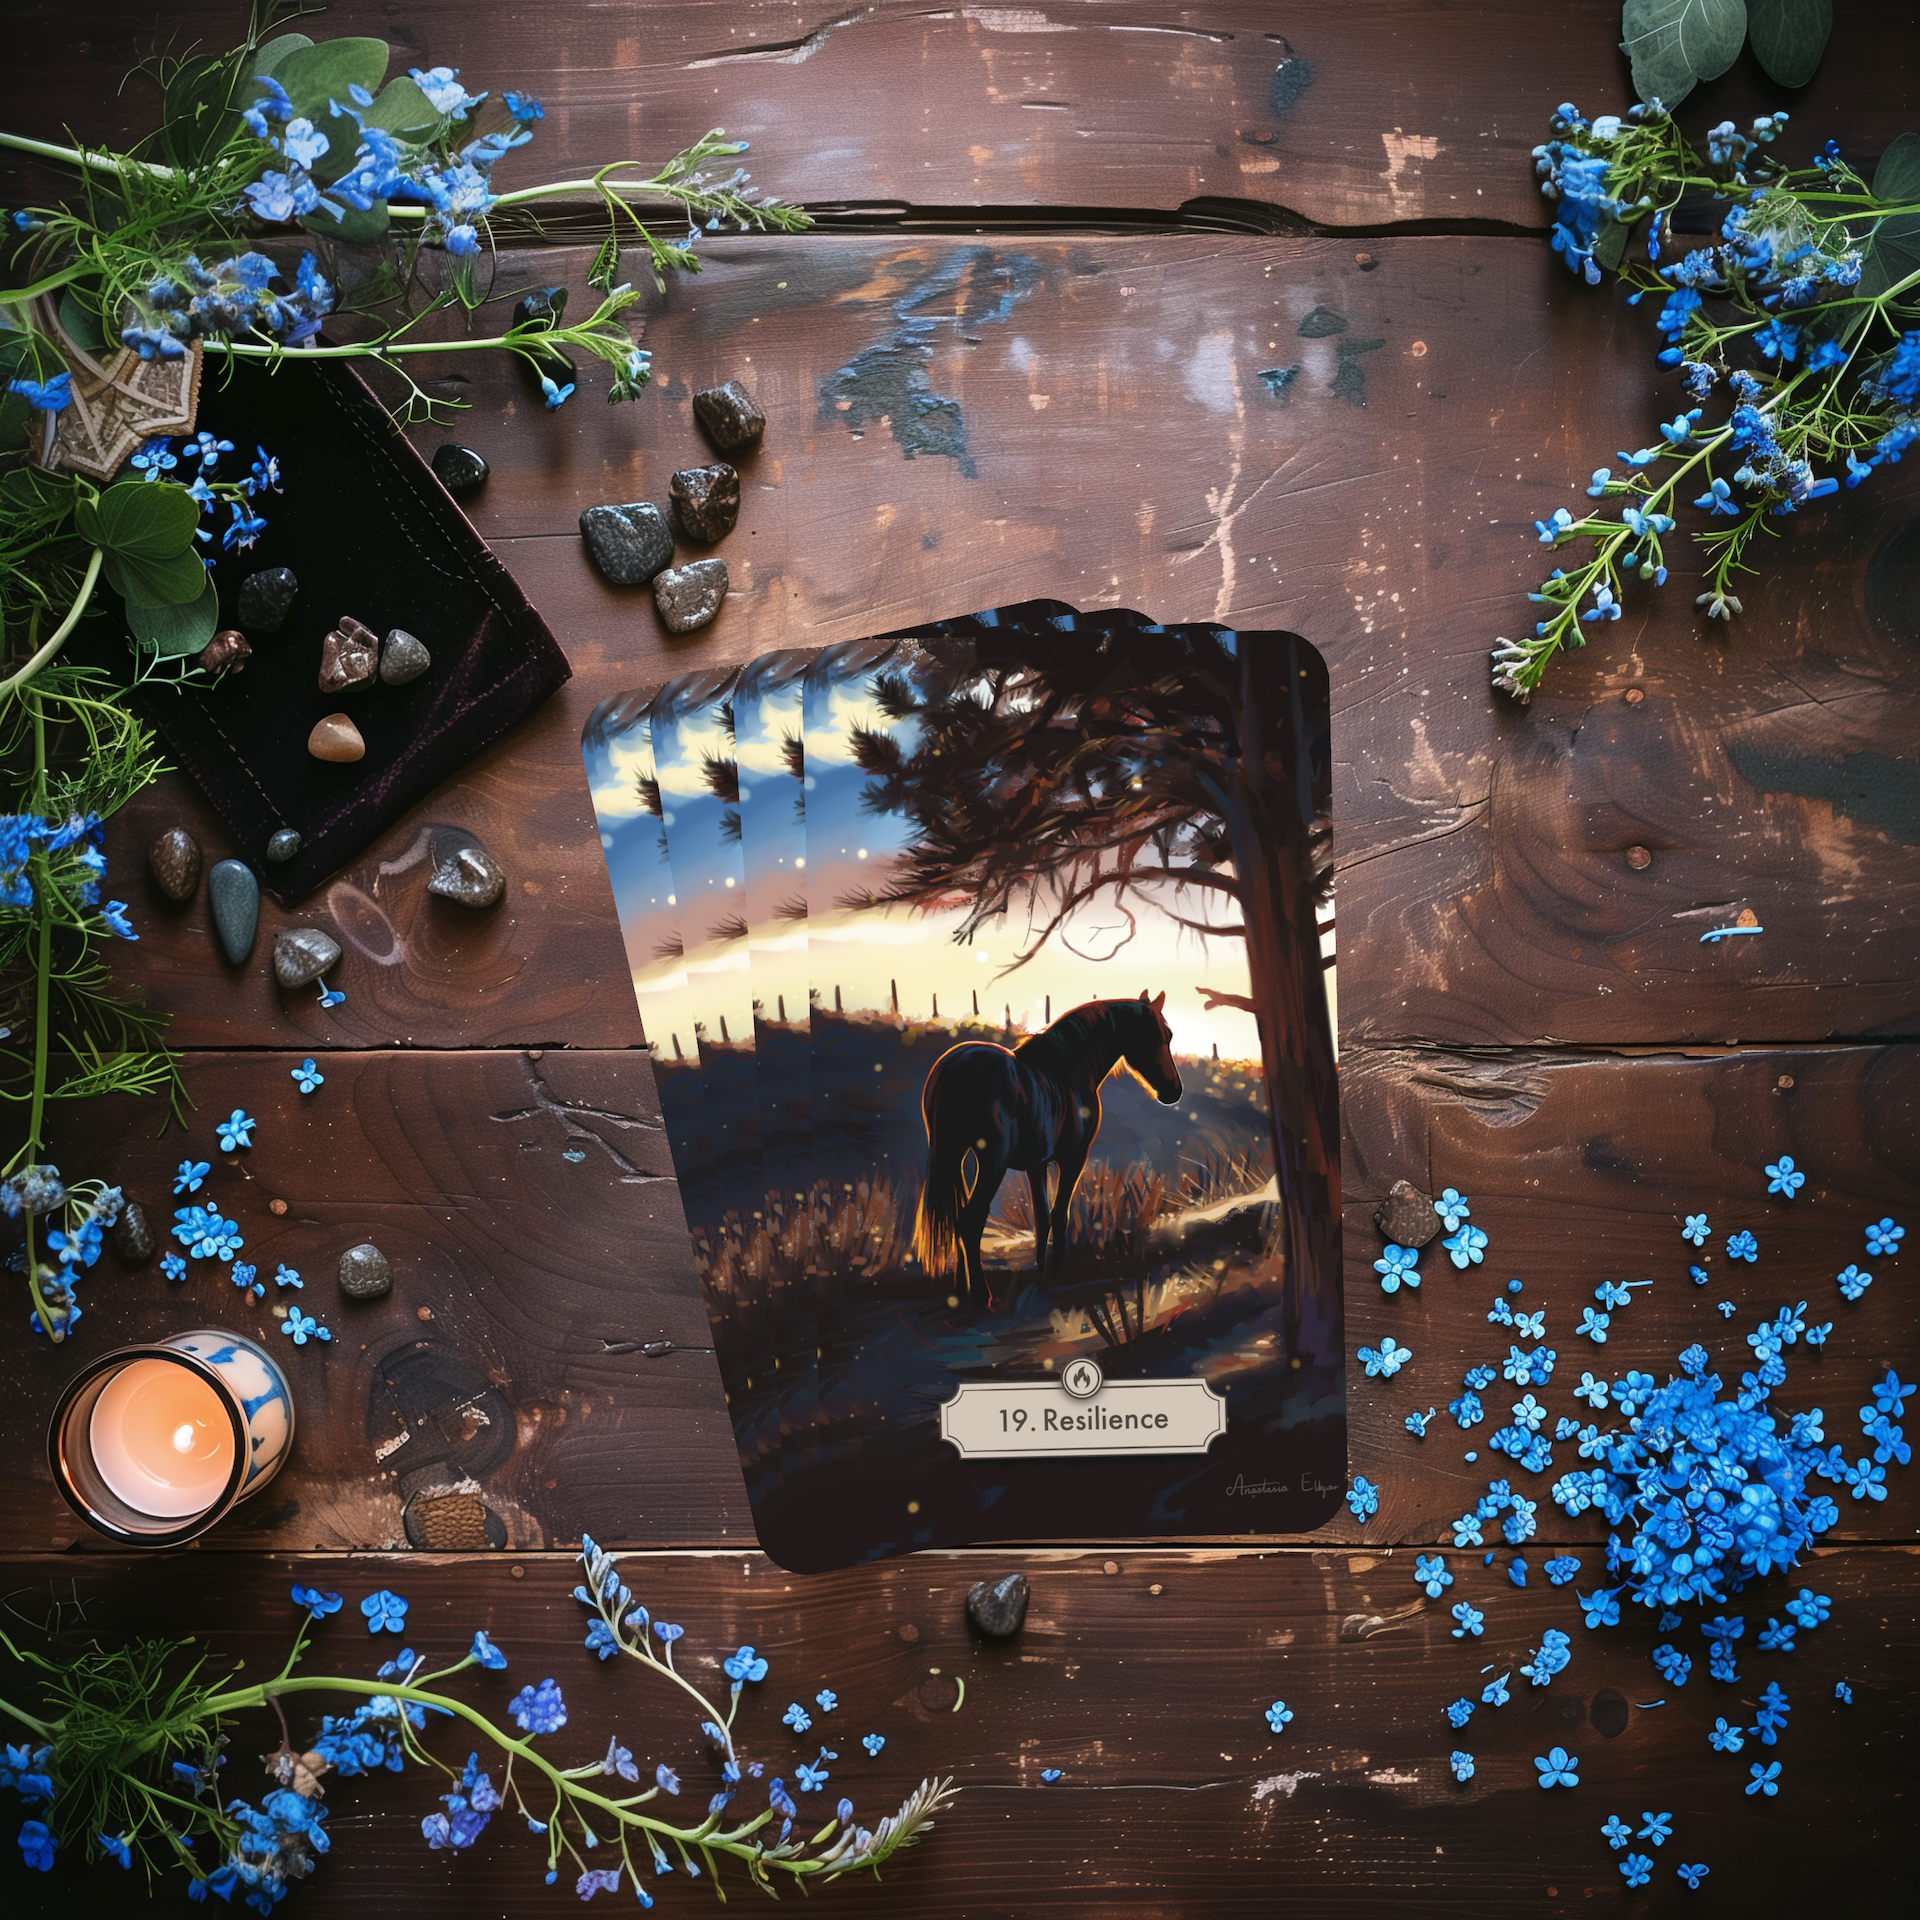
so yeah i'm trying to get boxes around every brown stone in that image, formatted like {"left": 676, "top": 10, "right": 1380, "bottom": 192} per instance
{"left": 692, "top": 379, "right": 765, "bottom": 452}
{"left": 1373, "top": 1178, "right": 1440, "bottom": 1249}
{"left": 318, "top": 616, "right": 379, "bottom": 693}
{"left": 669, "top": 462, "right": 740, "bottom": 542}
{"left": 199, "top": 629, "right": 251, "bottom": 675}
{"left": 308, "top": 713, "right": 366, "bottom": 762}
{"left": 148, "top": 826, "right": 201, "bottom": 901}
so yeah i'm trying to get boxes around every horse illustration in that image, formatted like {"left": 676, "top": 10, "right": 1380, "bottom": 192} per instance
{"left": 912, "top": 991, "right": 1183, "bottom": 1310}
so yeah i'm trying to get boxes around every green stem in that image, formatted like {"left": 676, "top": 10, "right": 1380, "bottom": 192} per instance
{"left": 0, "top": 129, "right": 174, "bottom": 181}
{"left": 26, "top": 689, "right": 51, "bottom": 1163}
{"left": 0, "top": 1692, "right": 54, "bottom": 1740}
{"left": 0, "top": 547, "right": 104, "bottom": 699}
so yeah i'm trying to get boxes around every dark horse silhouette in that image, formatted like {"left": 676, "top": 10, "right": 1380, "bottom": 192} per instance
{"left": 912, "top": 992, "right": 1183, "bottom": 1310}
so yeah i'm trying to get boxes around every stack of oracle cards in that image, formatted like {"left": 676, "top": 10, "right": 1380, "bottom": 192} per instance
{"left": 581, "top": 603, "right": 1343, "bottom": 1572}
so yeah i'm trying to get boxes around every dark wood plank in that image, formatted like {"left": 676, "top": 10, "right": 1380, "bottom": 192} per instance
{"left": 5, "top": 2, "right": 1914, "bottom": 228}
{"left": 0, "top": 1545, "right": 1911, "bottom": 1915}
{"left": 100, "top": 231, "right": 1920, "bottom": 1050}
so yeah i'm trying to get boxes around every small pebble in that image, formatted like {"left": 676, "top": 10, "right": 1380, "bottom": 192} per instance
{"left": 426, "top": 827, "right": 506, "bottom": 909}
{"left": 111, "top": 1200, "right": 156, "bottom": 1266}
{"left": 580, "top": 502, "right": 673, "bottom": 587}
{"left": 308, "top": 713, "right": 366, "bottom": 763}
{"left": 430, "top": 443, "right": 489, "bottom": 497}
{"left": 273, "top": 926, "right": 343, "bottom": 990}
{"left": 269, "top": 1198, "right": 288, "bottom": 1215}
{"left": 692, "top": 379, "right": 765, "bottom": 452}
{"left": 148, "top": 826, "right": 202, "bottom": 902}
{"left": 206, "top": 858, "right": 260, "bottom": 963}
{"left": 319, "top": 617, "right": 379, "bottom": 693}
{"left": 266, "top": 828, "right": 302, "bottom": 863}
{"left": 380, "top": 628, "right": 431, "bottom": 686}
{"left": 235, "top": 566, "right": 298, "bottom": 634}
{"left": 966, "top": 1572, "right": 1030, "bottom": 1638}
{"left": 653, "top": 557, "right": 728, "bottom": 634}
{"left": 1375, "top": 1178, "right": 1441, "bottom": 1249}
{"left": 199, "top": 629, "right": 251, "bottom": 675}
{"left": 338, "top": 1242, "right": 393, "bottom": 1300}
{"left": 670, "top": 462, "right": 740, "bottom": 542}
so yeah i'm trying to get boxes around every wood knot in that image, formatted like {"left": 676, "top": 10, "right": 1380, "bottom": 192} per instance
{"left": 1625, "top": 845, "right": 1652, "bottom": 869}
{"left": 1624, "top": 686, "right": 1645, "bottom": 705}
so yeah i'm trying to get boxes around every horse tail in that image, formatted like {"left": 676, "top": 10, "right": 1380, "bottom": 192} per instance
{"left": 913, "top": 1069, "right": 966, "bottom": 1280}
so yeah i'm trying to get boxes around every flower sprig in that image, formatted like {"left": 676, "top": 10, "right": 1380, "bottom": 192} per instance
{"left": 1494, "top": 104, "right": 1920, "bottom": 699}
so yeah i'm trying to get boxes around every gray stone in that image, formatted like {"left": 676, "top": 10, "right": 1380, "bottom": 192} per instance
{"left": 274, "top": 925, "right": 342, "bottom": 990}
{"left": 266, "top": 829, "right": 302, "bottom": 863}
{"left": 1375, "top": 1178, "right": 1441, "bottom": 1250}
{"left": 427, "top": 827, "right": 506, "bottom": 910}
{"left": 236, "top": 567, "right": 298, "bottom": 635}
{"left": 207, "top": 859, "right": 259, "bottom": 964}
{"left": 112, "top": 1199, "right": 156, "bottom": 1266}
{"left": 580, "top": 502, "right": 674, "bottom": 587}
{"left": 149, "top": 826, "right": 201, "bottom": 902}
{"left": 966, "top": 1572, "right": 1030, "bottom": 1638}
{"left": 653, "top": 558, "right": 728, "bottom": 634}
{"left": 692, "top": 380, "right": 765, "bottom": 452}
{"left": 431, "top": 443, "right": 489, "bottom": 497}
{"left": 380, "top": 629, "right": 431, "bottom": 686}
{"left": 338, "top": 1242, "right": 393, "bottom": 1300}
{"left": 669, "top": 462, "right": 740, "bottom": 542}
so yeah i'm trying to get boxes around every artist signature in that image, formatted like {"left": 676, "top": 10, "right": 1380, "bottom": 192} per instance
{"left": 1225, "top": 1473, "right": 1343, "bottom": 1499}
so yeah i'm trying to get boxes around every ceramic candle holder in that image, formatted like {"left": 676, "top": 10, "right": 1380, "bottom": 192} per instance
{"left": 49, "top": 1327, "right": 295, "bottom": 1547}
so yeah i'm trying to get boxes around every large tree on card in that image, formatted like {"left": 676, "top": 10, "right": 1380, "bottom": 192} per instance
{"left": 841, "top": 619, "right": 1338, "bottom": 1346}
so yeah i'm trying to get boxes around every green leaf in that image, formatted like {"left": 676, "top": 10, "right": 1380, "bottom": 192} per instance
{"left": 56, "top": 288, "right": 107, "bottom": 353}
{"left": 127, "top": 578, "right": 220, "bottom": 656}
{"left": 1592, "top": 215, "right": 1633, "bottom": 272}
{"left": 1620, "top": 0, "right": 1748, "bottom": 108}
{"left": 362, "top": 75, "right": 441, "bottom": 139}
{"left": 248, "top": 31, "right": 314, "bottom": 83}
{"left": 162, "top": 54, "right": 240, "bottom": 170}
{"left": 299, "top": 198, "right": 390, "bottom": 244}
{"left": 1861, "top": 132, "right": 1920, "bottom": 305}
{"left": 78, "top": 480, "right": 200, "bottom": 562}
{"left": 1747, "top": 0, "right": 1831, "bottom": 87}
{"left": 273, "top": 37, "right": 391, "bottom": 183}
{"left": 104, "top": 547, "right": 212, "bottom": 609}
{"left": 0, "top": 390, "right": 29, "bottom": 447}
{"left": 1873, "top": 130, "right": 1920, "bottom": 204}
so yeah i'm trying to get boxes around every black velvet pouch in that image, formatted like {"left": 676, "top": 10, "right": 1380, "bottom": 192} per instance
{"left": 104, "top": 354, "right": 569, "bottom": 906}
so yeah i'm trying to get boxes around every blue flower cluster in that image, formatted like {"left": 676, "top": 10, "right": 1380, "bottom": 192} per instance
{"left": 120, "top": 250, "right": 333, "bottom": 361}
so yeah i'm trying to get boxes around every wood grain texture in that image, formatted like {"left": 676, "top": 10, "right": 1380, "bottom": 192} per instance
{"left": 0, "top": 1546, "right": 1911, "bottom": 1916}
{"left": 3, "top": 2, "right": 1914, "bottom": 229}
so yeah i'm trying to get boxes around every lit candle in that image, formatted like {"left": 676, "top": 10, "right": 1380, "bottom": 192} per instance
{"left": 87, "top": 1357, "right": 237, "bottom": 1519}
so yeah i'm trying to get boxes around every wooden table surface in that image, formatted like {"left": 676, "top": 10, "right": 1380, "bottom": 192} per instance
{"left": 2, "top": 4, "right": 1916, "bottom": 1913}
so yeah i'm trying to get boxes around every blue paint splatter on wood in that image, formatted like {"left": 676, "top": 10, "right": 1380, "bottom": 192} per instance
{"left": 1257, "top": 364, "right": 1301, "bottom": 401}
{"left": 818, "top": 249, "right": 1042, "bottom": 475}
{"left": 1269, "top": 44, "right": 1315, "bottom": 120}
{"left": 1332, "top": 337, "right": 1386, "bottom": 408}
{"left": 1297, "top": 306, "right": 1348, "bottom": 338}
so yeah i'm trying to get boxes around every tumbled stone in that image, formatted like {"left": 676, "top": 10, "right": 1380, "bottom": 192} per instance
{"left": 236, "top": 566, "right": 298, "bottom": 634}
{"left": 266, "top": 828, "right": 302, "bottom": 863}
{"left": 380, "top": 629, "right": 431, "bottom": 686}
{"left": 1374, "top": 1178, "right": 1441, "bottom": 1250}
{"left": 653, "top": 557, "right": 728, "bottom": 634}
{"left": 318, "top": 616, "right": 379, "bottom": 693}
{"left": 149, "top": 826, "right": 201, "bottom": 901}
{"left": 112, "top": 1199, "right": 156, "bottom": 1266}
{"left": 431, "top": 443, "right": 489, "bottom": 497}
{"left": 200, "top": 629, "right": 251, "bottom": 675}
{"left": 338, "top": 1242, "right": 393, "bottom": 1300}
{"left": 692, "top": 380, "right": 765, "bottom": 452}
{"left": 308, "top": 713, "right": 366, "bottom": 763}
{"left": 274, "top": 926, "right": 342, "bottom": 990}
{"left": 580, "top": 502, "right": 673, "bottom": 587}
{"left": 426, "top": 827, "right": 506, "bottom": 909}
{"left": 966, "top": 1572, "right": 1030, "bottom": 1638}
{"left": 207, "top": 858, "right": 260, "bottom": 963}
{"left": 669, "top": 462, "right": 740, "bottom": 542}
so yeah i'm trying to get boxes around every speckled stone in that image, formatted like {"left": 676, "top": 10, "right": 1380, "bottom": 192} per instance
{"left": 273, "top": 925, "right": 342, "bottom": 989}
{"left": 692, "top": 380, "right": 765, "bottom": 452}
{"left": 338, "top": 1242, "right": 393, "bottom": 1301}
{"left": 669, "top": 462, "right": 740, "bottom": 542}
{"left": 966, "top": 1572, "right": 1029, "bottom": 1638}
{"left": 580, "top": 502, "right": 674, "bottom": 587}
{"left": 235, "top": 567, "right": 298, "bottom": 634}
{"left": 148, "top": 826, "right": 201, "bottom": 901}
{"left": 206, "top": 858, "right": 259, "bottom": 963}
{"left": 426, "top": 827, "right": 506, "bottom": 909}
{"left": 199, "top": 628, "right": 251, "bottom": 675}
{"left": 266, "top": 829, "right": 302, "bottom": 863}
{"left": 318, "top": 616, "right": 379, "bottom": 693}
{"left": 431, "top": 443, "right": 489, "bottom": 497}
{"left": 308, "top": 713, "right": 365, "bottom": 763}
{"left": 112, "top": 1199, "right": 156, "bottom": 1266}
{"left": 1374, "top": 1179, "right": 1441, "bottom": 1250}
{"left": 652, "top": 557, "right": 728, "bottom": 634}
{"left": 379, "top": 629, "right": 431, "bottom": 686}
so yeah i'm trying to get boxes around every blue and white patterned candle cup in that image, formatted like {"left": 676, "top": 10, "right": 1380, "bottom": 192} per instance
{"left": 49, "top": 1327, "right": 295, "bottom": 1546}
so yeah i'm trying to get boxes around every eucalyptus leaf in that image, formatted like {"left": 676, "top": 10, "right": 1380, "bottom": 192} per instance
{"left": 273, "top": 37, "right": 390, "bottom": 183}
{"left": 78, "top": 481, "right": 200, "bottom": 562}
{"left": 1861, "top": 132, "right": 1920, "bottom": 305}
{"left": 1747, "top": 0, "right": 1831, "bottom": 87}
{"left": 127, "top": 578, "right": 220, "bottom": 657}
{"left": 300, "top": 197, "right": 390, "bottom": 245}
{"left": 1621, "top": 0, "right": 1748, "bottom": 108}
{"left": 104, "top": 547, "right": 212, "bottom": 609}
{"left": 362, "top": 75, "right": 441, "bottom": 139}
{"left": 1873, "top": 131, "right": 1920, "bottom": 205}
{"left": 1593, "top": 215, "right": 1633, "bottom": 272}
{"left": 247, "top": 31, "right": 314, "bottom": 83}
